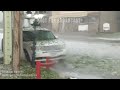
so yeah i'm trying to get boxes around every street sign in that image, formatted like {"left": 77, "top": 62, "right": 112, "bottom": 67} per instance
{"left": 3, "top": 11, "right": 12, "bottom": 64}
{"left": 103, "top": 23, "right": 110, "bottom": 31}
{"left": 78, "top": 25, "right": 88, "bottom": 31}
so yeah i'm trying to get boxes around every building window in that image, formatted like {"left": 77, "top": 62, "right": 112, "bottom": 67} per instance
{"left": 88, "top": 16, "right": 97, "bottom": 23}
{"left": 80, "top": 17, "right": 88, "bottom": 24}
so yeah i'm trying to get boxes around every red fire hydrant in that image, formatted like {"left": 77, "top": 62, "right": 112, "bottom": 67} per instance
{"left": 36, "top": 57, "right": 56, "bottom": 79}
{"left": 36, "top": 60, "right": 41, "bottom": 79}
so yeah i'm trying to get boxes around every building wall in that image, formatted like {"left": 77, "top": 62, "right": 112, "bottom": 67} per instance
{"left": 99, "top": 11, "right": 120, "bottom": 32}
{"left": 51, "top": 11, "right": 88, "bottom": 33}
{"left": 88, "top": 11, "right": 120, "bottom": 33}
{"left": 40, "top": 11, "right": 52, "bottom": 30}
{"left": 51, "top": 11, "right": 120, "bottom": 33}
{"left": 87, "top": 11, "right": 100, "bottom": 32}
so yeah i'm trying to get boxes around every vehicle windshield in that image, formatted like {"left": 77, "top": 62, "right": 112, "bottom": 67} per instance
{"left": 23, "top": 30, "right": 56, "bottom": 41}
{"left": 35, "top": 30, "right": 56, "bottom": 40}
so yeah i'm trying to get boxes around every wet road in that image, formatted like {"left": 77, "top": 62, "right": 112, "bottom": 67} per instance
{"left": 51, "top": 33, "right": 120, "bottom": 79}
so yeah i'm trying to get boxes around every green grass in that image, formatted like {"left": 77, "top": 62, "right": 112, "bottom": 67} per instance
{"left": 19, "top": 60, "right": 60, "bottom": 79}
{"left": 0, "top": 60, "right": 60, "bottom": 79}
{"left": 65, "top": 55, "right": 120, "bottom": 78}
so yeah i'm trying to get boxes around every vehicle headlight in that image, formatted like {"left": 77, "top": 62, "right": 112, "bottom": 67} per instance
{"left": 36, "top": 50, "right": 47, "bottom": 54}
{"left": 60, "top": 43, "right": 66, "bottom": 49}
{"left": 35, "top": 46, "right": 46, "bottom": 52}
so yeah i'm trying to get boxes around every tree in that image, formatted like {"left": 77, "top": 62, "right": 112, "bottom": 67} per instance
{"left": 12, "top": 11, "right": 22, "bottom": 73}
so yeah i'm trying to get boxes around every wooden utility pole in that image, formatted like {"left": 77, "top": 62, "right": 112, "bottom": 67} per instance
{"left": 20, "top": 11, "right": 24, "bottom": 60}
{"left": 3, "top": 11, "right": 12, "bottom": 64}
{"left": 12, "top": 11, "right": 22, "bottom": 72}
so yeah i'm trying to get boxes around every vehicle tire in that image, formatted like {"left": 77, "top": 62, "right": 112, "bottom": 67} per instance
{"left": 24, "top": 49, "right": 31, "bottom": 62}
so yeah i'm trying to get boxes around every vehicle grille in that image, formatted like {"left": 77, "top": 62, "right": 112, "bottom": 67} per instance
{"left": 41, "top": 45, "right": 63, "bottom": 51}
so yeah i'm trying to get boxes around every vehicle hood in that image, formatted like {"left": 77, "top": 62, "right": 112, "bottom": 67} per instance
{"left": 36, "top": 39, "right": 65, "bottom": 46}
{"left": 26, "top": 39, "right": 65, "bottom": 47}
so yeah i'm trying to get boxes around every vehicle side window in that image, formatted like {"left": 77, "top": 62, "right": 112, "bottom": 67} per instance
{"left": 23, "top": 31, "right": 34, "bottom": 41}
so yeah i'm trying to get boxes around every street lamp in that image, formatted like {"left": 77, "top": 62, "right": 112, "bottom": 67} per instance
{"left": 26, "top": 11, "right": 46, "bottom": 19}
{"left": 31, "top": 20, "right": 37, "bottom": 67}
{"left": 98, "top": 11, "right": 101, "bottom": 32}
{"left": 26, "top": 11, "right": 32, "bottom": 19}
{"left": 34, "top": 14, "right": 45, "bottom": 19}
{"left": 25, "top": 11, "right": 45, "bottom": 67}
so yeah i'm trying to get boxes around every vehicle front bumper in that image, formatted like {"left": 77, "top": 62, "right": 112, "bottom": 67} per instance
{"left": 35, "top": 50, "right": 66, "bottom": 62}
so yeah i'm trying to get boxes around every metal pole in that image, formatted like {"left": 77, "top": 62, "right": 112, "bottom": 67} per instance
{"left": 31, "top": 31, "right": 36, "bottom": 67}
{"left": 31, "top": 19, "right": 37, "bottom": 68}
{"left": 98, "top": 11, "right": 101, "bottom": 32}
